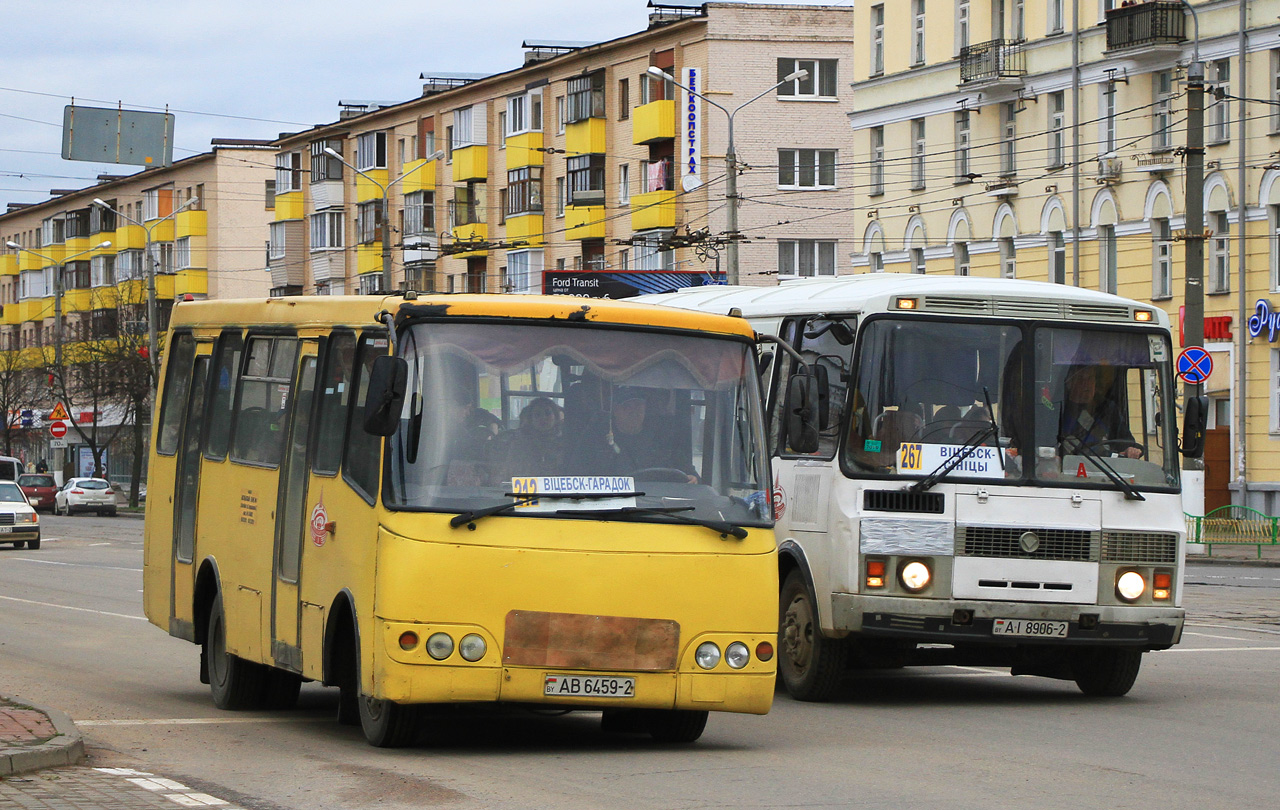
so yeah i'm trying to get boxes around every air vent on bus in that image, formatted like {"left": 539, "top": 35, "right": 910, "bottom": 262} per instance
{"left": 958, "top": 526, "right": 1099, "bottom": 561}
{"left": 993, "top": 299, "right": 1064, "bottom": 318}
{"left": 1067, "top": 303, "right": 1133, "bottom": 323}
{"left": 863, "top": 490, "right": 945, "bottom": 514}
{"left": 1101, "top": 531, "right": 1179, "bottom": 564}
{"left": 922, "top": 296, "right": 990, "bottom": 315}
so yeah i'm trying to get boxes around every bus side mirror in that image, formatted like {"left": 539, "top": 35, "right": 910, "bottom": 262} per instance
{"left": 362, "top": 355, "right": 408, "bottom": 436}
{"left": 1180, "top": 395, "right": 1209, "bottom": 458}
{"left": 786, "top": 373, "right": 820, "bottom": 454}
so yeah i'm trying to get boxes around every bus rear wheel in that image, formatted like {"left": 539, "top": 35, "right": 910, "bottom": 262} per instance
{"left": 206, "top": 592, "right": 268, "bottom": 709}
{"left": 643, "top": 709, "right": 708, "bottom": 743}
{"left": 1073, "top": 648, "right": 1142, "bottom": 697}
{"left": 358, "top": 694, "right": 421, "bottom": 748}
{"left": 778, "top": 570, "right": 845, "bottom": 701}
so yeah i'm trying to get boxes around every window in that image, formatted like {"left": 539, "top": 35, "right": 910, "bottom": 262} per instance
{"left": 1012, "top": 0, "right": 1024, "bottom": 39}
{"left": 505, "top": 250, "right": 542, "bottom": 294}
{"left": 779, "top": 240, "right": 837, "bottom": 277}
{"left": 506, "top": 166, "right": 543, "bottom": 216}
{"left": 357, "top": 201, "right": 383, "bottom": 245}
{"left": 556, "top": 176, "right": 565, "bottom": 217}
{"left": 357, "top": 273, "right": 383, "bottom": 295}
{"left": 954, "top": 242, "right": 970, "bottom": 275}
{"left": 955, "top": 111, "right": 971, "bottom": 180}
{"left": 313, "top": 331, "right": 356, "bottom": 475}
{"left": 640, "top": 70, "right": 674, "bottom": 104}
{"left": 1049, "top": 231, "right": 1066, "bottom": 284}
{"left": 265, "top": 180, "right": 276, "bottom": 209}
{"left": 1048, "top": 0, "right": 1064, "bottom": 33}
{"left": 143, "top": 187, "right": 175, "bottom": 221}
{"left": 90, "top": 254, "right": 115, "bottom": 287}
{"left": 174, "top": 237, "right": 192, "bottom": 270}
{"left": 1272, "top": 50, "right": 1280, "bottom": 133}
{"left": 1272, "top": 205, "right": 1280, "bottom": 291}
{"left": 275, "top": 153, "right": 302, "bottom": 194}
{"left": 1153, "top": 218, "right": 1172, "bottom": 299}
{"left": 1049, "top": 91, "right": 1065, "bottom": 169}
{"left": 507, "top": 90, "right": 543, "bottom": 136}
{"left": 778, "top": 149, "right": 837, "bottom": 189}
{"left": 911, "top": 0, "right": 926, "bottom": 66}
{"left": 566, "top": 155, "right": 606, "bottom": 205}
{"left": 1000, "top": 237, "right": 1016, "bottom": 278}
{"left": 310, "top": 140, "right": 343, "bottom": 182}
{"left": 404, "top": 191, "right": 434, "bottom": 235}
{"left": 449, "top": 184, "right": 485, "bottom": 227}
{"left": 310, "top": 210, "right": 344, "bottom": 249}
{"left": 117, "top": 250, "right": 143, "bottom": 281}
{"left": 634, "top": 233, "right": 674, "bottom": 271}
{"left": 777, "top": 58, "right": 838, "bottom": 98}
{"left": 452, "top": 107, "right": 473, "bottom": 151}
{"left": 618, "top": 78, "right": 630, "bottom": 119}
{"left": 871, "top": 5, "right": 885, "bottom": 75}
{"left": 230, "top": 336, "right": 298, "bottom": 468}
{"left": 619, "top": 163, "right": 630, "bottom": 205}
{"left": 89, "top": 202, "right": 116, "bottom": 234}
{"left": 64, "top": 260, "right": 90, "bottom": 289}
{"left": 1209, "top": 59, "right": 1231, "bottom": 144}
{"left": 556, "top": 96, "right": 566, "bottom": 134}
{"left": 1000, "top": 102, "right": 1017, "bottom": 177}
{"left": 870, "top": 126, "right": 885, "bottom": 195}
{"left": 955, "top": 0, "right": 970, "bottom": 56}
{"left": 566, "top": 73, "right": 605, "bottom": 123}
{"left": 1100, "top": 81, "right": 1117, "bottom": 155}
{"left": 356, "top": 131, "right": 387, "bottom": 170}
{"left": 156, "top": 333, "right": 196, "bottom": 456}
{"left": 204, "top": 331, "right": 244, "bottom": 461}
{"left": 65, "top": 209, "right": 89, "bottom": 239}
{"left": 1153, "top": 70, "right": 1174, "bottom": 151}
{"left": 910, "top": 119, "right": 926, "bottom": 189}
{"left": 1210, "top": 212, "right": 1230, "bottom": 293}
{"left": 911, "top": 248, "right": 926, "bottom": 274}
{"left": 1099, "top": 225, "right": 1117, "bottom": 294}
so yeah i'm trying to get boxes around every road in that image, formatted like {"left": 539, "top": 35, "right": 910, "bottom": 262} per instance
{"left": 2, "top": 516, "right": 1278, "bottom": 810}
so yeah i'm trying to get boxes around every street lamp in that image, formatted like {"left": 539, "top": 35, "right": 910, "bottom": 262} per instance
{"left": 92, "top": 196, "right": 199, "bottom": 384}
{"left": 5, "top": 240, "right": 111, "bottom": 368}
{"left": 323, "top": 147, "right": 445, "bottom": 294}
{"left": 647, "top": 65, "right": 808, "bottom": 285}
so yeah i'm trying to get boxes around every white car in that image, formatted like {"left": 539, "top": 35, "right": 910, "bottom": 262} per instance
{"left": 0, "top": 480, "right": 40, "bottom": 548}
{"left": 54, "top": 477, "right": 118, "bottom": 517}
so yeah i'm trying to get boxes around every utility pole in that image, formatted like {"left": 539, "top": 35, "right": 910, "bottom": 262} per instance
{"left": 1182, "top": 36, "right": 1205, "bottom": 473}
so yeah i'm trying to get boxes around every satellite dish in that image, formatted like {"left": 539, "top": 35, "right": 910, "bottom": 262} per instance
{"left": 681, "top": 174, "right": 702, "bottom": 192}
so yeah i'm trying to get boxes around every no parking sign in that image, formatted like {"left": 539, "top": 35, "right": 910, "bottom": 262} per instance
{"left": 1177, "top": 346, "right": 1213, "bottom": 386}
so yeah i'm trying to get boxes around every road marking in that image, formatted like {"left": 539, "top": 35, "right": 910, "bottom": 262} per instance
{"left": 0, "top": 594, "right": 146, "bottom": 621}
{"left": 1184, "top": 631, "right": 1254, "bottom": 642}
{"left": 944, "top": 665, "right": 1008, "bottom": 677}
{"left": 93, "top": 769, "right": 241, "bottom": 810}
{"left": 1168, "top": 646, "right": 1280, "bottom": 653}
{"left": 1187, "top": 622, "right": 1280, "bottom": 636}
{"left": 80, "top": 717, "right": 330, "bottom": 726}
{"left": 12, "top": 556, "right": 141, "bottom": 572}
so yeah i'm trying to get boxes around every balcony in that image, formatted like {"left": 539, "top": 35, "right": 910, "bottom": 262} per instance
{"left": 565, "top": 118, "right": 606, "bottom": 156}
{"left": 565, "top": 206, "right": 606, "bottom": 241}
{"left": 450, "top": 222, "right": 489, "bottom": 258}
{"left": 175, "top": 210, "right": 207, "bottom": 239}
{"left": 355, "top": 169, "right": 388, "bottom": 203}
{"left": 0, "top": 255, "right": 16, "bottom": 277}
{"left": 1135, "top": 152, "right": 1178, "bottom": 173}
{"left": 1106, "top": 2, "right": 1185, "bottom": 53}
{"left": 631, "top": 190, "right": 676, "bottom": 231}
{"left": 399, "top": 159, "right": 438, "bottom": 193}
{"left": 505, "top": 133, "right": 544, "bottom": 171}
{"left": 175, "top": 269, "right": 207, "bottom": 298}
{"left": 959, "top": 39, "right": 1026, "bottom": 86}
{"left": 274, "top": 191, "right": 304, "bottom": 221}
{"left": 114, "top": 224, "right": 145, "bottom": 251}
{"left": 632, "top": 100, "right": 675, "bottom": 145}
{"left": 505, "top": 212, "right": 543, "bottom": 246}
{"left": 452, "top": 146, "right": 488, "bottom": 182}
{"left": 356, "top": 243, "right": 382, "bottom": 275}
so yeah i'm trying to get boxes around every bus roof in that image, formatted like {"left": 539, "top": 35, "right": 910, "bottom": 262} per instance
{"left": 168, "top": 294, "right": 757, "bottom": 340}
{"left": 639, "top": 275, "right": 1170, "bottom": 329}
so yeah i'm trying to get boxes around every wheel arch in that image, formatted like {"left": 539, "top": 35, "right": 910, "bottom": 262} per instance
{"left": 322, "top": 588, "right": 361, "bottom": 687}
{"left": 193, "top": 557, "right": 222, "bottom": 646}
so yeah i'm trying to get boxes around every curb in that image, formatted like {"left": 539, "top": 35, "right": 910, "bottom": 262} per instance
{"left": 0, "top": 696, "right": 85, "bottom": 776}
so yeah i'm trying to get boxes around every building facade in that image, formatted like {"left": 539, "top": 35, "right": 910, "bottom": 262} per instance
{"left": 846, "top": 0, "right": 1280, "bottom": 513}
{"left": 268, "top": 2, "right": 855, "bottom": 299}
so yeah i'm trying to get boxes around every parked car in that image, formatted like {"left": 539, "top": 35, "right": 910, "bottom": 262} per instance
{"left": 0, "top": 480, "right": 40, "bottom": 548}
{"left": 17, "top": 473, "right": 57, "bottom": 512}
{"left": 54, "top": 477, "right": 117, "bottom": 517}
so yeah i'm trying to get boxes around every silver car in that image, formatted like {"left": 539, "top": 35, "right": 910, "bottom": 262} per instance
{"left": 54, "top": 477, "right": 118, "bottom": 517}
{"left": 0, "top": 480, "right": 41, "bottom": 548}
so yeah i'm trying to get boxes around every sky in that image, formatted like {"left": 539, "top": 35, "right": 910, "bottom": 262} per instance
{"left": 0, "top": 0, "right": 845, "bottom": 214}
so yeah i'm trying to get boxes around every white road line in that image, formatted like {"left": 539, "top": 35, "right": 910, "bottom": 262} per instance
{"left": 80, "top": 717, "right": 330, "bottom": 726}
{"left": 1187, "top": 622, "right": 1280, "bottom": 636}
{"left": 93, "top": 768, "right": 240, "bottom": 809}
{"left": 1184, "top": 631, "right": 1254, "bottom": 642}
{"left": 0, "top": 594, "right": 146, "bottom": 621}
{"left": 1168, "top": 646, "right": 1280, "bottom": 653}
{"left": 12, "top": 556, "right": 141, "bottom": 572}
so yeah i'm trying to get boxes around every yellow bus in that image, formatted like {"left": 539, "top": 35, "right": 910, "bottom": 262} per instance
{"left": 142, "top": 294, "right": 777, "bottom": 746}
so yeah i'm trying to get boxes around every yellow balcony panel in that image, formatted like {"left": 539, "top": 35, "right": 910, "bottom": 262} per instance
{"left": 630, "top": 190, "right": 677, "bottom": 231}
{"left": 274, "top": 190, "right": 305, "bottom": 221}
{"left": 89, "top": 286, "right": 119, "bottom": 309}
{"left": 114, "top": 224, "right": 146, "bottom": 251}
{"left": 63, "top": 288, "right": 92, "bottom": 313}
{"left": 400, "top": 159, "right": 438, "bottom": 193}
{"left": 566, "top": 118, "right": 606, "bottom": 156}
{"left": 565, "top": 205, "right": 606, "bottom": 241}
{"left": 175, "top": 209, "right": 207, "bottom": 239}
{"left": 0, "top": 255, "right": 16, "bottom": 277}
{"left": 146, "top": 219, "right": 174, "bottom": 243}
{"left": 505, "top": 132, "right": 544, "bottom": 170}
{"left": 44, "top": 244, "right": 68, "bottom": 265}
{"left": 2, "top": 304, "right": 20, "bottom": 326}
{"left": 504, "top": 212, "right": 543, "bottom": 246}
{"left": 156, "top": 274, "right": 175, "bottom": 300}
{"left": 632, "top": 100, "right": 676, "bottom": 145}
{"left": 15, "top": 251, "right": 38, "bottom": 272}
{"left": 356, "top": 169, "right": 389, "bottom": 203}
{"left": 91, "top": 240, "right": 114, "bottom": 257}
{"left": 451, "top": 222, "right": 489, "bottom": 257}
{"left": 357, "top": 243, "right": 382, "bottom": 275}
{"left": 17, "top": 346, "right": 45, "bottom": 368}
{"left": 176, "top": 269, "right": 208, "bottom": 298}
{"left": 452, "top": 146, "right": 488, "bottom": 182}
{"left": 20, "top": 299, "right": 47, "bottom": 324}
{"left": 64, "top": 236, "right": 89, "bottom": 256}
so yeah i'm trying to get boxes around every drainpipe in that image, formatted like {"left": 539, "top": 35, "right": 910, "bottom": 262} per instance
{"left": 1235, "top": 0, "right": 1248, "bottom": 501}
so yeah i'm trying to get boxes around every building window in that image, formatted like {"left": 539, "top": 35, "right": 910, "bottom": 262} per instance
{"left": 1000, "top": 237, "right": 1016, "bottom": 278}
{"left": 310, "top": 210, "right": 344, "bottom": 250}
{"left": 955, "top": 111, "right": 971, "bottom": 180}
{"left": 1001, "top": 102, "right": 1017, "bottom": 177}
{"left": 90, "top": 254, "right": 115, "bottom": 287}
{"left": 619, "top": 163, "right": 630, "bottom": 205}
{"left": 505, "top": 249, "right": 543, "bottom": 294}
{"left": 911, "top": 247, "right": 926, "bottom": 274}
{"left": 268, "top": 223, "right": 287, "bottom": 261}
{"left": 449, "top": 184, "right": 485, "bottom": 228}
{"left": 147, "top": 242, "right": 174, "bottom": 275}
{"left": 779, "top": 240, "right": 837, "bottom": 277}
{"left": 1099, "top": 225, "right": 1117, "bottom": 294}
{"left": 404, "top": 191, "right": 434, "bottom": 235}
{"left": 778, "top": 149, "right": 837, "bottom": 189}
{"left": 1048, "top": 0, "right": 1064, "bottom": 34}
{"left": 777, "top": 58, "right": 838, "bottom": 98}
{"left": 641, "top": 157, "right": 673, "bottom": 192}
{"left": 910, "top": 119, "right": 926, "bottom": 189}
{"left": 911, "top": 0, "right": 926, "bottom": 66}
{"left": 1153, "top": 70, "right": 1174, "bottom": 152}
{"left": 566, "top": 155, "right": 606, "bottom": 205}
{"left": 357, "top": 273, "right": 383, "bottom": 296}
{"left": 506, "top": 90, "right": 543, "bottom": 136}
{"left": 1153, "top": 218, "right": 1172, "bottom": 299}
{"left": 954, "top": 242, "right": 970, "bottom": 275}
{"left": 275, "top": 154, "right": 302, "bottom": 194}
{"left": 1272, "top": 205, "right": 1280, "bottom": 291}
{"left": 174, "top": 237, "right": 192, "bottom": 270}
{"left": 1272, "top": 349, "right": 1280, "bottom": 434}
{"left": 1100, "top": 81, "right": 1117, "bottom": 155}
{"left": 1210, "top": 211, "right": 1230, "bottom": 293}
{"left": 634, "top": 233, "right": 674, "bottom": 272}
{"left": 556, "top": 176, "right": 565, "bottom": 217}
{"left": 451, "top": 108, "right": 473, "bottom": 151}
{"left": 355, "top": 131, "right": 387, "bottom": 171}
{"left": 618, "top": 78, "right": 630, "bottom": 119}
{"left": 1012, "top": 0, "right": 1025, "bottom": 39}
{"left": 556, "top": 96, "right": 566, "bottom": 134}
{"left": 357, "top": 201, "right": 383, "bottom": 245}
{"left": 1209, "top": 59, "right": 1231, "bottom": 144}
{"left": 1049, "top": 231, "right": 1066, "bottom": 284}
{"left": 640, "top": 70, "right": 674, "bottom": 104}
{"left": 566, "top": 73, "right": 605, "bottom": 123}
{"left": 310, "top": 140, "right": 343, "bottom": 182}
{"left": 869, "top": 251, "right": 884, "bottom": 273}
{"left": 870, "top": 126, "right": 885, "bottom": 195}
{"left": 1272, "top": 50, "right": 1280, "bottom": 133}
{"left": 871, "top": 5, "right": 885, "bottom": 75}
{"left": 506, "top": 167, "right": 544, "bottom": 216}
{"left": 1048, "top": 91, "right": 1065, "bottom": 169}
{"left": 955, "top": 0, "right": 970, "bottom": 56}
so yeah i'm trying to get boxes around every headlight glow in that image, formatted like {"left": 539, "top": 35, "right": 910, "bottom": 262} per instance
{"left": 725, "top": 642, "right": 750, "bottom": 669}
{"left": 426, "top": 632, "right": 455, "bottom": 660}
{"left": 16, "top": 512, "right": 37, "bottom": 524}
{"left": 1116, "top": 571, "right": 1146, "bottom": 602}
{"left": 900, "top": 561, "right": 932, "bottom": 592}
{"left": 458, "top": 633, "right": 487, "bottom": 662}
{"left": 695, "top": 642, "right": 721, "bottom": 669}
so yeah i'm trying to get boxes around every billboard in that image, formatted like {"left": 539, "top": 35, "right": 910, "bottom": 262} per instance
{"left": 62, "top": 105, "right": 175, "bottom": 168}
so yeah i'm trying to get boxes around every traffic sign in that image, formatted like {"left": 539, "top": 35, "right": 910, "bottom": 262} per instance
{"left": 49, "top": 402, "right": 70, "bottom": 421}
{"left": 1177, "top": 346, "right": 1213, "bottom": 386}
{"left": 49, "top": 420, "right": 68, "bottom": 439}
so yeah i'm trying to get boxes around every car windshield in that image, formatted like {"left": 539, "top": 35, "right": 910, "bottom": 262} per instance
{"left": 0, "top": 483, "right": 27, "bottom": 502}
{"left": 76, "top": 480, "right": 110, "bottom": 490}
{"left": 842, "top": 317, "right": 1178, "bottom": 491}
{"left": 19, "top": 475, "right": 54, "bottom": 487}
{"left": 386, "top": 321, "right": 773, "bottom": 528}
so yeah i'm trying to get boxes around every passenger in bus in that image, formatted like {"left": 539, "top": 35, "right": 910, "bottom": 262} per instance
{"left": 442, "top": 388, "right": 496, "bottom": 486}
{"left": 607, "top": 393, "right": 698, "bottom": 483}
{"left": 490, "top": 396, "right": 563, "bottom": 481}
{"left": 1059, "top": 365, "right": 1141, "bottom": 458}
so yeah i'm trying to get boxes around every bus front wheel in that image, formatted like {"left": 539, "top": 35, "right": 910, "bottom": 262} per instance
{"left": 206, "top": 592, "right": 268, "bottom": 710}
{"left": 779, "top": 570, "right": 846, "bottom": 701}
{"left": 1073, "top": 648, "right": 1142, "bottom": 697}
{"left": 358, "top": 693, "right": 421, "bottom": 748}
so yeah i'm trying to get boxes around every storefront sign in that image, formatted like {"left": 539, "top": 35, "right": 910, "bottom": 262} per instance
{"left": 1178, "top": 306, "right": 1232, "bottom": 344}
{"left": 1248, "top": 299, "right": 1280, "bottom": 342}
{"left": 681, "top": 68, "right": 701, "bottom": 192}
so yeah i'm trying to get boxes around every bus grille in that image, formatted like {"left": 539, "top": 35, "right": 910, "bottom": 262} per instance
{"left": 863, "top": 490, "right": 945, "bottom": 514}
{"left": 958, "top": 526, "right": 1099, "bottom": 561}
{"left": 1101, "top": 531, "right": 1179, "bottom": 564}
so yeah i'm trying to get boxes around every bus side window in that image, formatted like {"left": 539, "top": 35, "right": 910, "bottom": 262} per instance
{"left": 795, "top": 317, "right": 855, "bottom": 459}
{"left": 230, "top": 336, "right": 299, "bottom": 467}
{"left": 156, "top": 333, "right": 197, "bottom": 456}
{"left": 313, "top": 331, "right": 356, "bottom": 475}
{"left": 203, "top": 330, "right": 243, "bottom": 461}
{"left": 343, "top": 333, "right": 386, "bottom": 503}
{"left": 767, "top": 320, "right": 800, "bottom": 456}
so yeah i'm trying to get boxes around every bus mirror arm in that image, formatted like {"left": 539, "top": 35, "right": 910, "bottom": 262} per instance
{"left": 756, "top": 333, "right": 809, "bottom": 372}
{"left": 362, "top": 355, "right": 409, "bottom": 437}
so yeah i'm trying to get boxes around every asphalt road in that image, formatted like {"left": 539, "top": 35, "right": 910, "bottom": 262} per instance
{"left": 2, "top": 515, "right": 1278, "bottom": 810}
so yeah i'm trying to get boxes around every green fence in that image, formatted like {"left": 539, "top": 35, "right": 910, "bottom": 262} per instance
{"left": 1185, "top": 505, "right": 1280, "bottom": 559}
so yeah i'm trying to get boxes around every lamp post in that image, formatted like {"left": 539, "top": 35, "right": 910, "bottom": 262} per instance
{"left": 323, "top": 147, "right": 445, "bottom": 294}
{"left": 647, "top": 66, "right": 808, "bottom": 286}
{"left": 92, "top": 196, "right": 199, "bottom": 385}
{"left": 5, "top": 240, "right": 111, "bottom": 369}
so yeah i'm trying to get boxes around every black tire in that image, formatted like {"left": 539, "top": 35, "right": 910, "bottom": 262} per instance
{"left": 106, "top": 509, "right": 117, "bottom": 517}
{"left": 358, "top": 692, "right": 421, "bottom": 748}
{"left": 205, "top": 592, "right": 269, "bottom": 709}
{"left": 12, "top": 540, "right": 25, "bottom": 549}
{"left": 262, "top": 668, "right": 303, "bottom": 710}
{"left": 643, "top": 709, "right": 708, "bottom": 743}
{"left": 28, "top": 537, "right": 38, "bottom": 550}
{"left": 778, "top": 569, "right": 846, "bottom": 701}
{"left": 1073, "top": 648, "right": 1143, "bottom": 697}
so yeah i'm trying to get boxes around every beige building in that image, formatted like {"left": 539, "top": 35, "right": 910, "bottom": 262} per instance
{"left": 268, "top": 2, "right": 855, "bottom": 298}
{"left": 847, "top": 0, "right": 1280, "bottom": 513}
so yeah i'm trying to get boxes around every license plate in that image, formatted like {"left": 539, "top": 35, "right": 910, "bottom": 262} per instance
{"left": 0, "top": 526, "right": 10, "bottom": 533}
{"left": 544, "top": 675, "right": 635, "bottom": 698}
{"left": 992, "top": 618, "right": 1068, "bottom": 638}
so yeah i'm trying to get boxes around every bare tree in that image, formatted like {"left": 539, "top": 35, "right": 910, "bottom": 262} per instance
{"left": 0, "top": 344, "right": 43, "bottom": 459}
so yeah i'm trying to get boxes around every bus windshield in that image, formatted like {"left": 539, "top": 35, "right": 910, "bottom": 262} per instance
{"left": 386, "top": 321, "right": 773, "bottom": 526}
{"left": 843, "top": 317, "right": 1179, "bottom": 491}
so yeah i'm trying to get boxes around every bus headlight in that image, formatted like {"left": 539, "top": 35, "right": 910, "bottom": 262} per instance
{"left": 899, "top": 561, "right": 931, "bottom": 593}
{"left": 1116, "top": 571, "right": 1146, "bottom": 602}
{"left": 695, "top": 642, "right": 721, "bottom": 669}
{"left": 725, "top": 642, "right": 750, "bottom": 669}
{"left": 426, "top": 632, "right": 455, "bottom": 660}
{"left": 458, "top": 634, "right": 487, "bottom": 662}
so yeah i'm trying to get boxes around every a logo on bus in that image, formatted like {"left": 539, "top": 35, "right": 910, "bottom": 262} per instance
{"left": 310, "top": 494, "right": 329, "bottom": 547}
{"left": 773, "top": 475, "right": 786, "bottom": 521}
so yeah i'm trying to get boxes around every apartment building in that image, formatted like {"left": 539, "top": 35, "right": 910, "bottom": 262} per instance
{"left": 846, "top": 0, "right": 1280, "bottom": 513}
{"left": 268, "top": 2, "right": 854, "bottom": 299}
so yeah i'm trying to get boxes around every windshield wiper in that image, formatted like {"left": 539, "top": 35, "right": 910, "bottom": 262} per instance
{"left": 449, "top": 491, "right": 645, "bottom": 528}
{"left": 559, "top": 505, "right": 749, "bottom": 540}
{"left": 908, "top": 425, "right": 998, "bottom": 494}
{"left": 1059, "top": 435, "right": 1146, "bottom": 501}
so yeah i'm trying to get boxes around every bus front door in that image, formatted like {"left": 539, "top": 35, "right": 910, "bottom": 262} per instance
{"left": 171, "top": 349, "right": 211, "bottom": 638}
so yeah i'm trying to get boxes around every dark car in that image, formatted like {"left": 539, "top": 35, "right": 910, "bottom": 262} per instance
{"left": 17, "top": 474, "right": 57, "bottom": 512}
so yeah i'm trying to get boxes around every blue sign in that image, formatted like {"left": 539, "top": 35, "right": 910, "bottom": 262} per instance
{"left": 1248, "top": 299, "right": 1280, "bottom": 342}
{"left": 1177, "top": 346, "right": 1213, "bottom": 385}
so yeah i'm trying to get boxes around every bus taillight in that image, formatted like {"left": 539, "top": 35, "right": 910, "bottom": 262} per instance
{"left": 1153, "top": 571, "right": 1173, "bottom": 601}
{"left": 865, "top": 560, "right": 886, "bottom": 589}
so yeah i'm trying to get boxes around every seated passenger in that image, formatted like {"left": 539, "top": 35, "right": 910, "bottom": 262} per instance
{"left": 608, "top": 394, "right": 698, "bottom": 483}
{"left": 491, "top": 397, "right": 563, "bottom": 482}
{"left": 1059, "top": 365, "right": 1141, "bottom": 458}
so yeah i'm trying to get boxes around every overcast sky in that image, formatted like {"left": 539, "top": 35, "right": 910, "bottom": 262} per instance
{"left": 0, "top": 0, "right": 844, "bottom": 214}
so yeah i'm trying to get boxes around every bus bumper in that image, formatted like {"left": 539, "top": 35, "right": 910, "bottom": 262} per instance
{"left": 831, "top": 594, "right": 1184, "bottom": 649}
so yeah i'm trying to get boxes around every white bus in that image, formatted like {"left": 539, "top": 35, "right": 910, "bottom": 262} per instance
{"left": 644, "top": 275, "right": 1206, "bottom": 699}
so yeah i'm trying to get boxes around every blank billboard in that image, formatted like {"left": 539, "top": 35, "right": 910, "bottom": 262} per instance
{"left": 62, "top": 105, "right": 175, "bottom": 168}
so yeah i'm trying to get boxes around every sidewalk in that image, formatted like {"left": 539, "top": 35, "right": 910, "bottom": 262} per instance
{"left": 0, "top": 696, "right": 83, "bottom": 776}
{"left": 1188, "top": 541, "right": 1280, "bottom": 566}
